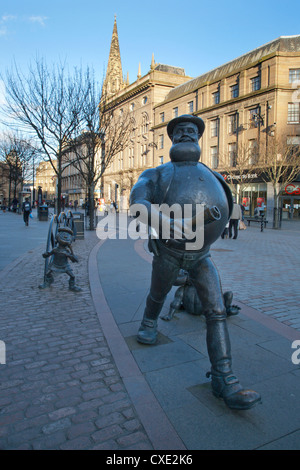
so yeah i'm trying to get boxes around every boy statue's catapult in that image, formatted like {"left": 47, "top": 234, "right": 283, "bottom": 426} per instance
{"left": 39, "top": 212, "right": 81, "bottom": 292}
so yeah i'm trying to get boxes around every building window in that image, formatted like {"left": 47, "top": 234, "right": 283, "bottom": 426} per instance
{"left": 229, "top": 143, "right": 237, "bottom": 167}
{"left": 228, "top": 114, "right": 237, "bottom": 134}
{"left": 129, "top": 147, "right": 134, "bottom": 168}
{"left": 159, "top": 134, "right": 164, "bottom": 149}
{"left": 289, "top": 69, "right": 300, "bottom": 83}
{"left": 288, "top": 103, "right": 300, "bottom": 123}
{"left": 142, "top": 96, "right": 148, "bottom": 105}
{"left": 251, "top": 76, "right": 260, "bottom": 92}
{"left": 212, "top": 90, "right": 220, "bottom": 105}
{"left": 141, "top": 114, "right": 149, "bottom": 134}
{"left": 249, "top": 107, "right": 260, "bottom": 128}
{"left": 173, "top": 107, "right": 178, "bottom": 118}
{"left": 210, "top": 119, "right": 218, "bottom": 138}
{"left": 130, "top": 103, "right": 135, "bottom": 112}
{"left": 248, "top": 139, "right": 258, "bottom": 165}
{"left": 140, "top": 145, "right": 145, "bottom": 166}
{"left": 160, "top": 112, "right": 165, "bottom": 123}
{"left": 188, "top": 101, "right": 194, "bottom": 113}
{"left": 230, "top": 83, "right": 239, "bottom": 99}
{"left": 210, "top": 146, "right": 218, "bottom": 169}
{"left": 287, "top": 136, "right": 300, "bottom": 159}
{"left": 160, "top": 156, "right": 164, "bottom": 165}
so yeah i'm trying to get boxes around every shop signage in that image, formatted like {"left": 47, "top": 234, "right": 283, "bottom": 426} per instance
{"left": 285, "top": 184, "right": 300, "bottom": 195}
{"left": 242, "top": 197, "right": 250, "bottom": 209}
{"left": 257, "top": 197, "right": 265, "bottom": 207}
{"left": 222, "top": 173, "right": 258, "bottom": 183}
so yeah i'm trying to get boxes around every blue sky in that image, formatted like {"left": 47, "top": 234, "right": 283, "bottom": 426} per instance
{"left": 0, "top": 0, "right": 300, "bottom": 88}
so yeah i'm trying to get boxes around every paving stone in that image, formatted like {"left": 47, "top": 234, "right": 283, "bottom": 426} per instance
{"left": 1, "top": 212, "right": 300, "bottom": 450}
{"left": 0, "top": 219, "right": 152, "bottom": 450}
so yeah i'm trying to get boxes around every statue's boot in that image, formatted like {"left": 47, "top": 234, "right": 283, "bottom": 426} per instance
{"left": 39, "top": 273, "right": 54, "bottom": 289}
{"left": 69, "top": 278, "right": 82, "bottom": 292}
{"left": 206, "top": 319, "right": 261, "bottom": 410}
{"left": 137, "top": 295, "right": 164, "bottom": 345}
{"left": 223, "top": 291, "right": 233, "bottom": 310}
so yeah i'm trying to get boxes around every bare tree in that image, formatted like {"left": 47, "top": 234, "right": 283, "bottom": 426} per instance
{"left": 257, "top": 135, "right": 300, "bottom": 228}
{"left": 65, "top": 71, "right": 132, "bottom": 229}
{"left": 0, "top": 132, "right": 38, "bottom": 208}
{"left": 218, "top": 141, "right": 258, "bottom": 203}
{"left": 0, "top": 58, "right": 86, "bottom": 213}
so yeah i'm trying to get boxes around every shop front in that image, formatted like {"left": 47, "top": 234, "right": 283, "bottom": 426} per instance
{"left": 280, "top": 183, "right": 300, "bottom": 220}
{"left": 221, "top": 171, "right": 267, "bottom": 217}
{"left": 240, "top": 183, "right": 267, "bottom": 217}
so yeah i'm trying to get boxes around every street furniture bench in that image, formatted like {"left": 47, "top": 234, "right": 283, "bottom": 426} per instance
{"left": 245, "top": 217, "right": 268, "bottom": 232}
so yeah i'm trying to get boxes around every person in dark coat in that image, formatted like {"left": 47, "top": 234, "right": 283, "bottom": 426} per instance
{"left": 22, "top": 198, "right": 31, "bottom": 226}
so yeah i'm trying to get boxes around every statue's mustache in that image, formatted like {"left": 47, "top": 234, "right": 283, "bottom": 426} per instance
{"left": 177, "top": 136, "right": 194, "bottom": 142}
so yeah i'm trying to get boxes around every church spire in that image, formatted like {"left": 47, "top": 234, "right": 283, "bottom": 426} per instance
{"left": 104, "top": 16, "right": 123, "bottom": 96}
{"left": 151, "top": 53, "right": 155, "bottom": 70}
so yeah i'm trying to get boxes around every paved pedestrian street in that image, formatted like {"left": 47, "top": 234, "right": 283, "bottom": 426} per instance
{"left": 0, "top": 209, "right": 300, "bottom": 450}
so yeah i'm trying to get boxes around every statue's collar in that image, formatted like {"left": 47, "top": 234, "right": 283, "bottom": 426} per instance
{"left": 172, "top": 161, "right": 199, "bottom": 167}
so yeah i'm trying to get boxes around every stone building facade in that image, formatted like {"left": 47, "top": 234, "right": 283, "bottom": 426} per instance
{"left": 0, "top": 162, "right": 9, "bottom": 204}
{"left": 101, "top": 18, "right": 191, "bottom": 211}
{"left": 36, "top": 160, "right": 57, "bottom": 203}
{"left": 102, "top": 22, "right": 300, "bottom": 220}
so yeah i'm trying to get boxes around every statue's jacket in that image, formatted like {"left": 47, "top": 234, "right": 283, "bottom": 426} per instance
{"left": 130, "top": 161, "right": 233, "bottom": 252}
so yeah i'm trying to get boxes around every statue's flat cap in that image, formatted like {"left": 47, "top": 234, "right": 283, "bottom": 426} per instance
{"left": 58, "top": 227, "right": 73, "bottom": 235}
{"left": 167, "top": 114, "right": 205, "bottom": 139}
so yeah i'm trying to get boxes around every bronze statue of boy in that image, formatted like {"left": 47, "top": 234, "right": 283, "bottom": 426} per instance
{"left": 39, "top": 226, "right": 81, "bottom": 292}
{"left": 130, "top": 114, "right": 260, "bottom": 410}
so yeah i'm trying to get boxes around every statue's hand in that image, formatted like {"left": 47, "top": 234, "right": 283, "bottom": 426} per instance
{"left": 42, "top": 252, "right": 49, "bottom": 258}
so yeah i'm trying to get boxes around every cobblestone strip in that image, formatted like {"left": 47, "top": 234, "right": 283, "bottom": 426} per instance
{"left": 0, "top": 232, "right": 152, "bottom": 450}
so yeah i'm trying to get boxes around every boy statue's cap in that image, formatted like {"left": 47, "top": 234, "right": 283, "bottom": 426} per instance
{"left": 58, "top": 227, "right": 73, "bottom": 235}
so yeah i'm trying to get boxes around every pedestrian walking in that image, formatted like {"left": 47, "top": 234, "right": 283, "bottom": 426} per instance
{"left": 12, "top": 197, "right": 18, "bottom": 213}
{"left": 240, "top": 204, "right": 245, "bottom": 221}
{"left": 221, "top": 221, "right": 230, "bottom": 239}
{"left": 2, "top": 198, "right": 7, "bottom": 212}
{"left": 22, "top": 198, "right": 32, "bottom": 226}
{"left": 229, "top": 203, "right": 242, "bottom": 239}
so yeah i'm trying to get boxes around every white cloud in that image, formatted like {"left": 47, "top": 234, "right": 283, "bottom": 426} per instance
{"left": 1, "top": 15, "right": 17, "bottom": 22}
{"left": 0, "top": 14, "right": 17, "bottom": 36}
{"left": 28, "top": 16, "right": 48, "bottom": 27}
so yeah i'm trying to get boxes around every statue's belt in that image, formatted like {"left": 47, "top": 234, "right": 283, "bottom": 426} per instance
{"left": 157, "top": 239, "right": 210, "bottom": 261}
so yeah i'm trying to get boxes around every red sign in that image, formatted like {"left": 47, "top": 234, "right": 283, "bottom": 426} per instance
{"left": 285, "top": 184, "right": 300, "bottom": 195}
{"left": 242, "top": 197, "right": 250, "bottom": 207}
{"left": 257, "top": 197, "right": 265, "bottom": 207}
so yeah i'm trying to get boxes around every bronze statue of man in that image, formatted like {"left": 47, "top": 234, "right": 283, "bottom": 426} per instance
{"left": 130, "top": 114, "right": 261, "bottom": 410}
